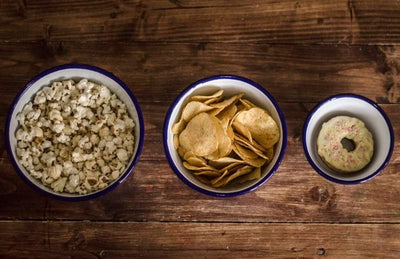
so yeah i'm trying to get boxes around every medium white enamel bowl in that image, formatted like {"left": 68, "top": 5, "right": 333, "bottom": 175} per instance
{"left": 163, "top": 75, "right": 287, "bottom": 197}
{"left": 303, "top": 94, "right": 394, "bottom": 184}
{"left": 6, "top": 64, "right": 144, "bottom": 201}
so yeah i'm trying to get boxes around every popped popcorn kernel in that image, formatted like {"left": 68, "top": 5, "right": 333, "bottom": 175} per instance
{"left": 15, "top": 79, "right": 135, "bottom": 194}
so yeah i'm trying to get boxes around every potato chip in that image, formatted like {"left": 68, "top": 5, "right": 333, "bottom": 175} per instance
{"left": 209, "top": 93, "right": 244, "bottom": 116}
{"left": 236, "top": 167, "right": 261, "bottom": 183}
{"left": 218, "top": 162, "right": 246, "bottom": 174}
{"left": 179, "top": 112, "right": 219, "bottom": 157}
{"left": 183, "top": 151, "right": 196, "bottom": 161}
{"left": 194, "top": 175, "right": 211, "bottom": 185}
{"left": 177, "top": 146, "right": 186, "bottom": 158}
{"left": 225, "top": 112, "right": 237, "bottom": 142}
{"left": 226, "top": 125, "right": 235, "bottom": 142}
{"left": 232, "top": 143, "right": 267, "bottom": 167}
{"left": 205, "top": 116, "right": 232, "bottom": 160}
{"left": 212, "top": 165, "right": 254, "bottom": 187}
{"left": 265, "top": 147, "right": 274, "bottom": 161}
{"left": 183, "top": 161, "right": 217, "bottom": 172}
{"left": 185, "top": 156, "right": 208, "bottom": 168}
{"left": 184, "top": 151, "right": 208, "bottom": 167}
{"left": 182, "top": 101, "right": 214, "bottom": 122}
{"left": 234, "top": 133, "right": 266, "bottom": 152}
{"left": 193, "top": 170, "right": 221, "bottom": 178}
{"left": 173, "top": 134, "right": 179, "bottom": 149}
{"left": 234, "top": 134, "right": 269, "bottom": 160}
{"left": 232, "top": 120, "right": 253, "bottom": 144}
{"left": 209, "top": 157, "right": 245, "bottom": 168}
{"left": 239, "top": 98, "right": 256, "bottom": 110}
{"left": 211, "top": 93, "right": 244, "bottom": 109}
{"left": 172, "top": 117, "right": 186, "bottom": 135}
{"left": 189, "top": 89, "right": 224, "bottom": 103}
{"left": 204, "top": 96, "right": 223, "bottom": 105}
{"left": 232, "top": 142, "right": 258, "bottom": 159}
{"left": 234, "top": 107, "right": 279, "bottom": 149}
{"left": 210, "top": 170, "right": 230, "bottom": 186}
{"left": 216, "top": 104, "right": 237, "bottom": 130}
{"left": 173, "top": 89, "right": 280, "bottom": 188}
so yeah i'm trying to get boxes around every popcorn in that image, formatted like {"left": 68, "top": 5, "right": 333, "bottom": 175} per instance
{"left": 41, "top": 151, "right": 56, "bottom": 167}
{"left": 90, "top": 134, "right": 100, "bottom": 145}
{"left": 111, "top": 170, "right": 120, "bottom": 180}
{"left": 42, "top": 140, "right": 52, "bottom": 149}
{"left": 99, "top": 85, "right": 111, "bottom": 100}
{"left": 30, "top": 170, "right": 43, "bottom": 179}
{"left": 15, "top": 129, "right": 29, "bottom": 141}
{"left": 48, "top": 164, "right": 62, "bottom": 179}
{"left": 68, "top": 174, "right": 80, "bottom": 187}
{"left": 42, "top": 172, "right": 55, "bottom": 184}
{"left": 99, "top": 127, "right": 110, "bottom": 138}
{"left": 15, "top": 79, "right": 135, "bottom": 194}
{"left": 57, "top": 134, "right": 70, "bottom": 144}
{"left": 101, "top": 165, "right": 111, "bottom": 174}
{"left": 31, "top": 126, "right": 43, "bottom": 138}
{"left": 51, "top": 177, "right": 67, "bottom": 192}
{"left": 105, "top": 141, "right": 116, "bottom": 154}
{"left": 49, "top": 110, "right": 63, "bottom": 121}
{"left": 52, "top": 122, "right": 65, "bottom": 133}
{"left": 26, "top": 110, "right": 41, "bottom": 121}
{"left": 78, "top": 94, "right": 90, "bottom": 106}
{"left": 116, "top": 149, "right": 129, "bottom": 161}
{"left": 34, "top": 94, "right": 46, "bottom": 104}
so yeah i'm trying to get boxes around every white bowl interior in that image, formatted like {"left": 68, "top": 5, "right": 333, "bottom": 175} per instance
{"left": 304, "top": 96, "right": 392, "bottom": 182}
{"left": 166, "top": 78, "right": 284, "bottom": 194}
{"left": 8, "top": 67, "right": 142, "bottom": 198}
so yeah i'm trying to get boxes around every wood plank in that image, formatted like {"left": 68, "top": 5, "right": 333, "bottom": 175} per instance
{"left": 0, "top": 221, "right": 399, "bottom": 258}
{"left": 1, "top": 142, "right": 399, "bottom": 223}
{"left": 2, "top": 1, "right": 400, "bottom": 257}
{"left": 0, "top": 0, "right": 351, "bottom": 43}
{"left": 352, "top": 0, "right": 400, "bottom": 44}
{"left": 3, "top": 0, "right": 400, "bottom": 45}
{"left": 0, "top": 42, "right": 398, "bottom": 105}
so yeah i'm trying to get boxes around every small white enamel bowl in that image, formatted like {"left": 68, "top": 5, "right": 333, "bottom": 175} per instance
{"left": 6, "top": 64, "right": 144, "bottom": 201}
{"left": 163, "top": 75, "right": 287, "bottom": 197}
{"left": 303, "top": 94, "right": 394, "bottom": 184}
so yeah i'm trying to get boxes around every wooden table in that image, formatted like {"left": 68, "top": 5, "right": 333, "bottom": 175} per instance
{"left": 1, "top": 0, "right": 400, "bottom": 258}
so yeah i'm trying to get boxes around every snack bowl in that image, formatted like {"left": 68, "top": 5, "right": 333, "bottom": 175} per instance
{"left": 6, "top": 64, "right": 144, "bottom": 201}
{"left": 303, "top": 94, "right": 394, "bottom": 184}
{"left": 163, "top": 75, "right": 287, "bottom": 197}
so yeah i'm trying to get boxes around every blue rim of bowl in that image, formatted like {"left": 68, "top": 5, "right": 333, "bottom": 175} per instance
{"left": 5, "top": 63, "right": 145, "bottom": 201}
{"left": 302, "top": 93, "right": 394, "bottom": 184}
{"left": 163, "top": 75, "right": 287, "bottom": 197}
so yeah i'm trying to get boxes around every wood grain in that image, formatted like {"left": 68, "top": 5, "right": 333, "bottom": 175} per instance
{"left": 352, "top": 0, "right": 400, "bottom": 44}
{"left": 1, "top": 101, "right": 400, "bottom": 223}
{"left": 0, "top": 42, "right": 399, "bottom": 105}
{"left": 0, "top": 42, "right": 399, "bottom": 223}
{"left": 1, "top": 0, "right": 400, "bottom": 257}
{"left": 0, "top": 0, "right": 351, "bottom": 43}
{"left": 1, "top": 158, "right": 400, "bottom": 223}
{"left": 2, "top": 1, "right": 400, "bottom": 44}
{"left": 0, "top": 221, "right": 399, "bottom": 258}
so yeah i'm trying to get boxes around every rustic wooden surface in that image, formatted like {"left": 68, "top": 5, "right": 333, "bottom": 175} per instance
{"left": 1, "top": 0, "right": 400, "bottom": 258}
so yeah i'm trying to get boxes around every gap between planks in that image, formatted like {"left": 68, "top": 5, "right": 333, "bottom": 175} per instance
{"left": 1, "top": 219, "right": 399, "bottom": 225}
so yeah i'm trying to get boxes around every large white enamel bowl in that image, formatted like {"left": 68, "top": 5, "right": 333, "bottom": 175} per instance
{"left": 6, "top": 64, "right": 144, "bottom": 201}
{"left": 163, "top": 75, "right": 287, "bottom": 197}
